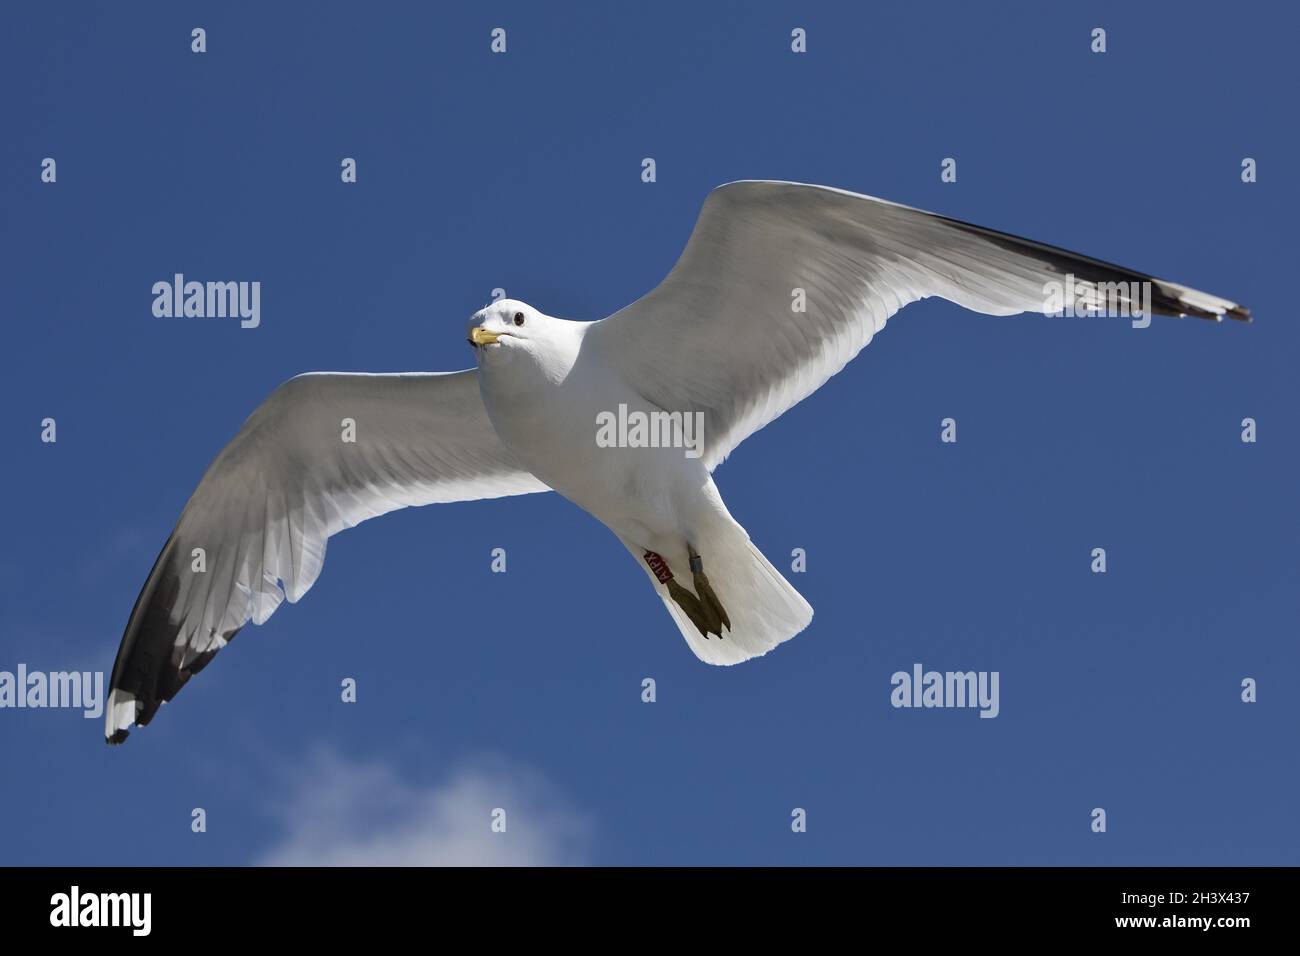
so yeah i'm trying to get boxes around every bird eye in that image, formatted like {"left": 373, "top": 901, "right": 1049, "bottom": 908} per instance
{"left": 513, "top": 312, "right": 525, "bottom": 326}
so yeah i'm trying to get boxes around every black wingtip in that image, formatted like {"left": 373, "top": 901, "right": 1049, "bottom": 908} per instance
{"left": 1171, "top": 300, "right": 1251, "bottom": 323}
{"left": 932, "top": 212, "right": 1251, "bottom": 325}
{"left": 106, "top": 729, "right": 129, "bottom": 746}
{"left": 107, "top": 528, "right": 243, "bottom": 745}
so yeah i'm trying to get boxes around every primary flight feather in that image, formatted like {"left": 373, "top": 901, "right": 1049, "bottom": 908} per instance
{"left": 105, "top": 181, "right": 1249, "bottom": 743}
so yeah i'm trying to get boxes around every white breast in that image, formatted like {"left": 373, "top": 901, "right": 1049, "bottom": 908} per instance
{"left": 477, "top": 324, "right": 709, "bottom": 543}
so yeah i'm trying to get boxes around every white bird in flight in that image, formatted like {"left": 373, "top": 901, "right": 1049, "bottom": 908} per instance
{"left": 106, "top": 181, "right": 1249, "bottom": 743}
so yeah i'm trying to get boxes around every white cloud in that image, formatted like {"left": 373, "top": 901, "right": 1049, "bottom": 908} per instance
{"left": 257, "top": 750, "right": 593, "bottom": 866}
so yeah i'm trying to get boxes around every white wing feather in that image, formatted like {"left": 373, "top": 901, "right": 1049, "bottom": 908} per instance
{"left": 589, "top": 181, "right": 1248, "bottom": 470}
{"left": 106, "top": 370, "right": 547, "bottom": 741}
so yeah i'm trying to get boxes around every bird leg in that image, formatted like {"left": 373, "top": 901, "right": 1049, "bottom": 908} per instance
{"left": 688, "top": 546, "right": 731, "bottom": 635}
{"left": 643, "top": 550, "right": 722, "bottom": 640}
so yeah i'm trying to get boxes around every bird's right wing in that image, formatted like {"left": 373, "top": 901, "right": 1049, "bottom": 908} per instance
{"left": 588, "top": 180, "right": 1250, "bottom": 471}
{"left": 106, "top": 370, "right": 548, "bottom": 743}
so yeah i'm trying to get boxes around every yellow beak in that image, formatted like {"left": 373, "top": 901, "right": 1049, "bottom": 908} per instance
{"left": 470, "top": 328, "right": 502, "bottom": 346}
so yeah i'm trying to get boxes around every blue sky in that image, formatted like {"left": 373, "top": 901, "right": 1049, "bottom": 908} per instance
{"left": 1, "top": 0, "right": 1296, "bottom": 865}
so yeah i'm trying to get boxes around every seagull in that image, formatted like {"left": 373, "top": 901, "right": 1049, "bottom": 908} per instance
{"left": 105, "top": 181, "right": 1250, "bottom": 743}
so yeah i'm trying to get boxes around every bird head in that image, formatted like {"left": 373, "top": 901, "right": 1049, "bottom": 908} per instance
{"left": 467, "top": 299, "right": 541, "bottom": 350}
{"left": 467, "top": 299, "right": 585, "bottom": 393}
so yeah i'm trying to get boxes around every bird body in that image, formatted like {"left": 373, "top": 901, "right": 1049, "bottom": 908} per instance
{"left": 475, "top": 311, "right": 705, "bottom": 556}
{"left": 105, "top": 180, "right": 1249, "bottom": 743}
{"left": 472, "top": 302, "right": 810, "bottom": 663}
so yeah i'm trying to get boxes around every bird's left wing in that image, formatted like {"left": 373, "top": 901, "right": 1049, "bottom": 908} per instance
{"left": 588, "top": 180, "right": 1249, "bottom": 470}
{"left": 106, "top": 370, "right": 548, "bottom": 743}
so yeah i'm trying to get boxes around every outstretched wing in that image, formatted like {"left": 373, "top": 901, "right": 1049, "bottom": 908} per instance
{"left": 106, "top": 370, "right": 548, "bottom": 743}
{"left": 588, "top": 180, "right": 1249, "bottom": 470}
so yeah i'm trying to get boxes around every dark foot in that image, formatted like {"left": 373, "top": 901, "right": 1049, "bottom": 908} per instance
{"left": 644, "top": 549, "right": 725, "bottom": 639}
{"left": 689, "top": 548, "right": 731, "bottom": 634}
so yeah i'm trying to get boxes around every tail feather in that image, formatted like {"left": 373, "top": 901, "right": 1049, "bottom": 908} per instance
{"left": 623, "top": 522, "right": 812, "bottom": 665}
